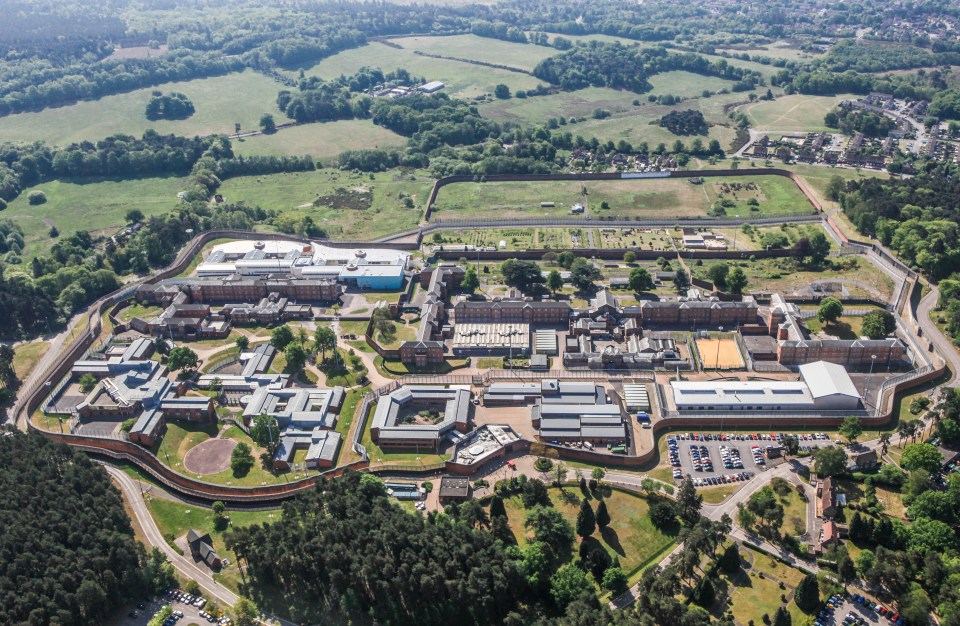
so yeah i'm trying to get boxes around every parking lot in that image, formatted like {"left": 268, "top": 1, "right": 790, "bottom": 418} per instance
{"left": 818, "top": 592, "right": 905, "bottom": 626}
{"left": 113, "top": 597, "right": 212, "bottom": 626}
{"left": 666, "top": 432, "right": 835, "bottom": 484}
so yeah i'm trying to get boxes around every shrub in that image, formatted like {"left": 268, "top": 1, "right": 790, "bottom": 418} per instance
{"left": 27, "top": 191, "right": 47, "bottom": 205}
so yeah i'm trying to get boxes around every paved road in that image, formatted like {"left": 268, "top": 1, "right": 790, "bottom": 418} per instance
{"left": 917, "top": 284, "right": 959, "bottom": 385}
{"left": 104, "top": 465, "right": 241, "bottom": 608}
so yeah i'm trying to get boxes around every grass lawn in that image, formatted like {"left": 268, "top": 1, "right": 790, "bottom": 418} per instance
{"left": 700, "top": 483, "right": 744, "bottom": 504}
{"left": 338, "top": 320, "right": 370, "bottom": 336}
{"left": 740, "top": 94, "right": 856, "bottom": 131}
{"left": 497, "top": 486, "right": 677, "bottom": 583}
{"left": 307, "top": 42, "right": 543, "bottom": 99}
{"left": 155, "top": 420, "right": 220, "bottom": 471}
{"left": 647, "top": 71, "right": 738, "bottom": 98}
{"left": 116, "top": 303, "right": 164, "bottom": 323}
{"left": 834, "top": 478, "right": 907, "bottom": 519}
{"left": 698, "top": 256, "right": 895, "bottom": 301}
{"left": 217, "top": 168, "right": 433, "bottom": 240}
{"left": 433, "top": 175, "right": 813, "bottom": 220}
{"left": 479, "top": 86, "right": 644, "bottom": 126}
{"left": 779, "top": 488, "right": 808, "bottom": 535}
{"left": 6, "top": 176, "right": 187, "bottom": 259}
{"left": 0, "top": 70, "right": 288, "bottom": 145}
{"left": 374, "top": 323, "right": 417, "bottom": 349}
{"left": 374, "top": 356, "right": 470, "bottom": 376}
{"left": 715, "top": 545, "right": 808, "bottom": 625}
{"left": 233, "top": 119, "right": 407, "bottom": 161}
{"left": 390, "top": 34, "right": 556, "bottom": 72}
{"left": 778, "top": 163, "right": 888, "bottom": 212}
{"left": 144, "top": 497, "right": 280, "bottom": 593}
{"left": 12, "top": 339, "right": 51, "bottom": 379}
{"left": 805, "top": 316, "right": 866, "bottom": 340}
{"left": 335, "top": 387, "right": 369, "bottom": 464}
{"left": 716, "top": 40, "right": 826, "bottom": 62}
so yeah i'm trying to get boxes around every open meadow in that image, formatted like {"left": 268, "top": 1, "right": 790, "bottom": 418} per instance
{"left": 389, "top": 34, "right": 556, "bottom": 72}
{"left": 6, "top": 176, "right": 187, "bottom": 259}
{"left": 433, "top": 174, "right": 814, "bottom": 220}
{"left": 306, "top": 41, "right": 544, "bottom": 99}
{"left": 217, "top": 168, "right": 434, "bottom": 239}
{"left": 0, "top": 70, "right": 288, "bottom": 146}
{"left": 740, "top": 94, "right": 855, "bottom": 131}
{"left": 232, "top": 119, "right": 407, "bottom": 160}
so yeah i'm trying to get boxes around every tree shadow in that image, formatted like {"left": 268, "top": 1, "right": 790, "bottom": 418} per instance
{"left": 558, "top": 490, "right": 581, "bottom": 506}
{"left": 600, "top": 526, "right": 625, "bottom": 557}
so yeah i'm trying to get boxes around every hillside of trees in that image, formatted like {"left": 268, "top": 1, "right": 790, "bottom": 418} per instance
{"left": 532, "top": 42, "right": 762, "bottom": 93}
{"left": 229, "top": 471, "right": 734, "bottom": 626}
{"left": 0, "top": 430, "right": 175, "bottom": 625}
{"left": 838, "top": 162, "right": 960, "bottom": 281}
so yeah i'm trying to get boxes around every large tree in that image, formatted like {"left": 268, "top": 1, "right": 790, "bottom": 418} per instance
{"left": 901, "top": 443, "right": 944, "bottom": 474}
{"left": 677, "top": 476, "right": 703, "bottom": 525}
{"left": 817, "top": 297, "right": 844, "bottom": 324}
{"left": 839, "top": 415, "right": 863, "bottom": 444}
{"left": 314, "top": 327, "right": 337, "bottom": 360}
{"left": 813, "top": 445, "right": 848, "bottom": 477}
{"left": 576, "top": 499, "right": 596, "bottom": 538}
{"left": 793, "top": 574, "right": 820, "bottom": 613}
{"left": 501, "top": 259, "right": 545, "bottom": 294}
{"left": 628, "top": 267, "right": 654, "bottom": 292}
{"left": 166, "top": 346, "right": 198, "bottom": 371}
{"left": 861, "top": 310, "right": 897, "bottom": 339}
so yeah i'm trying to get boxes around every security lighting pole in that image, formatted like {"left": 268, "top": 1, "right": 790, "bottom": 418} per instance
{"left": 864, "top": 354, "right": 877, "bottom": 412}
{"left": 715, "top": 325, "right": 724, "bottom": 374}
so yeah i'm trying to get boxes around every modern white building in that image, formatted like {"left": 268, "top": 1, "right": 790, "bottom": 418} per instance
{"left": 670, "top": 360, "right": 861, "bottom": 412}
{"left": 196, "top": 240, "right": 410, "bottom": 290}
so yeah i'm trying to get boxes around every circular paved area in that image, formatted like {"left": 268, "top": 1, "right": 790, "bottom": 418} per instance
{"left": 183, "top": 438, "right": 237, "bottom": 475}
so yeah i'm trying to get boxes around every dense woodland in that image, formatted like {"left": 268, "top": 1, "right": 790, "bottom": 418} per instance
{"left": 0, "top": 430, "right": 175, "bottom": 625}
{"left": 228, "top": 472, "right": 730, "bottom": 626}
{"left": 824, "top": 107, "right": 895, "bottom": 138}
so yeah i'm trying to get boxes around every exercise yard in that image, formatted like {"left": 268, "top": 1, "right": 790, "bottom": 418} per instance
{"left": 695, "top": 336, "right": 745, "bottom": 370}
{"left": 182, "top": 438, "right": 237, "bottom": 475}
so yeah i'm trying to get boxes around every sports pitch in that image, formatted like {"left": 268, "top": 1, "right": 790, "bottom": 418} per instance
{"left": 695, "top": 337, "right": 745, "bottom": 370}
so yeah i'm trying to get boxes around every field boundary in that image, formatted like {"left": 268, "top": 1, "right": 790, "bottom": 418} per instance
{"left": 422, "top": 168, "right": 823, "bottom": 222}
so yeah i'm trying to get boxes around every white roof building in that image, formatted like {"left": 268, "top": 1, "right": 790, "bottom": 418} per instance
{"left": 670, "top": 360, "right": 861, "bottom": 412}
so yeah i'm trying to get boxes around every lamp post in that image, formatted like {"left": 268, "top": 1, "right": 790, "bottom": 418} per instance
{"left": 715, "top": 325, "right": 724, "bottom": 374}
{"left": 864, "top": 354, "right": 877, "bottom": 411}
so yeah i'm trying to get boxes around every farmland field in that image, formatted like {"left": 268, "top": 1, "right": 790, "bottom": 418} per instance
{"left": 479, "top": 87, "right": 640, "bottom": 124}
{"left": 6, "top": 176, "right": 187, "bottom": 259}
{"left": 433, "top": 174, "right": 813, "bottom": 220}
{"left": 0, "top": 70, "right": 288, "bottom": 146}
{"left": 741, "top": 94, "right": 855, "bottom": 131}
{"left": 217, "top": 168, "right": 434, "bottom": 239}
{"left": 306, "top": 42, "right": 544, "bottom": 99}
{"left": 233, "top": 119, "right": 407, "bottom": 160}
{"left": 390, "top": 34, "right": 556, "bottom": 71}
{"left": 647, "top": 71, "right": 738, "bottom": 97}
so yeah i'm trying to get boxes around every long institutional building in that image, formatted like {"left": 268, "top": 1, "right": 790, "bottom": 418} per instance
{"left": 138, "top": 240, "right": 411, "bottom": 307}
{"left": 397, "top": 267, "right": 906, "bottom": 370}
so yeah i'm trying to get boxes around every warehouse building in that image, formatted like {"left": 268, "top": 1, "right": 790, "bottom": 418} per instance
{"left": 534, "top": 329, "right": 559, "bottom": 355}
{"left": 670, "top": 360, "right": 861, "bottom": 412}
{"left": 622, "top": 384, "right": 651, "bottom": 411}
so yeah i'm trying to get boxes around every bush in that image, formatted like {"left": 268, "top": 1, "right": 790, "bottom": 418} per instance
{"left": 27, "top": 190, "right": 47, "bottom": 205}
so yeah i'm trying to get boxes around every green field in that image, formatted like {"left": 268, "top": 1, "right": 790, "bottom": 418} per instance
{"left": 0, "top": 70, "right": 288, "bottom": 146}
{"left": 12, "top": 339, "right": 51, "bottom": 379}
{"left": 647, "top": 71, "right": 738, "bottom": 97}
{"left": 217, "top": 168, "right": 434, "bottom": 239}
{"left": 433, "top": 174, "right": 813, "bottom": 220}
{"left": 390, "top": 34, "right": 556, "bottom": 72}
{"left": 307, "top": 42, "right": 544, "bottom": 99}
{"left": 479, "top": 86, "right": 640, "bottom": 124}
{"left": 6, "top": 176, "right": 186, "bottom": 259}
{"left": 233, "top": 119, "right": 407, "bottom": 160}
{"left": 716, "top": 40, "right": 827, "bottom": 62}
{"left": 741, "top": 94, "right": 854, "bottom": 131}
{"left": 778, "top": 162, "right": 888, "bottom": 212}
{"left": 498, "top": 486, "right": 677, "bottom": 581}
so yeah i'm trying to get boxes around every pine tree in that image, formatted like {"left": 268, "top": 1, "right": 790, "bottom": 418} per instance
{"left": 773, "top": 606, "right": 792, "bottom": 626}
{"left": 677, "top": 476, "right": 703, "bottom": 525}
{"left": 596, "top": 499, "right": 611, "bottom": 528}
{"left": 490, "top": 495, "right": 507, "bottom": 519}
{"left": 694, "top": 577, "right": 715, "bottom": 607}
{"left": 576, "top": 499, "right": 596, "bottom": 538}
{"left": 849, "top": 512, "right": 866, "bottom": 541}
{"left": 793, "top": 574, "right": 820, "bottom": 613}
{"left": 718, "top": 543, "right": 741, "bottom": 573}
